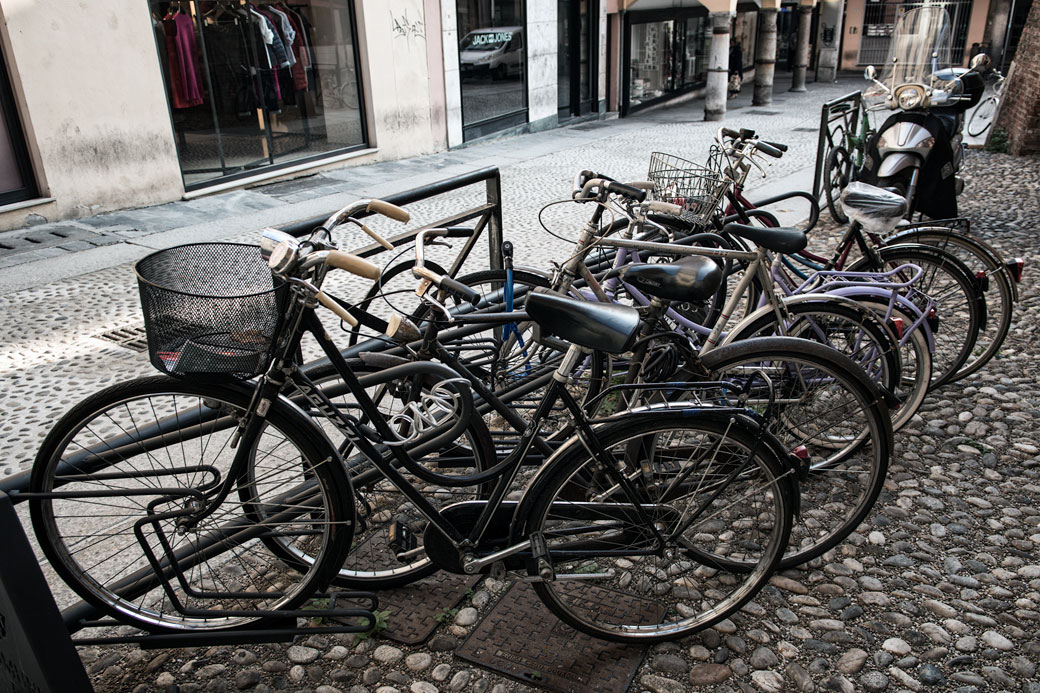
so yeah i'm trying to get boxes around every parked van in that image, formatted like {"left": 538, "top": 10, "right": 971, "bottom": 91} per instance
{"left": 459, "top": 27, "right": 523, "bottom": 80}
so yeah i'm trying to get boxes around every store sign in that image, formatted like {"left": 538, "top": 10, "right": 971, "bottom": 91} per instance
{"left": 0, "top": 493, "right": 93, "bottom": 692}
{"left": 470, "top": 31, "right": 514, "bottom": 46}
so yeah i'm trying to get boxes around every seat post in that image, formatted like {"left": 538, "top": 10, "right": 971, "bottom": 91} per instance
{"left": 553, "top": 344, "right": 585, "bottom": 382}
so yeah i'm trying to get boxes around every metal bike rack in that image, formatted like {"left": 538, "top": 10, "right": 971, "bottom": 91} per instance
{"left": 277, "top": 165, "right": 505, "bottom": 273}
{"left": 813, "top": 91, "right": 863, "bottom": 199}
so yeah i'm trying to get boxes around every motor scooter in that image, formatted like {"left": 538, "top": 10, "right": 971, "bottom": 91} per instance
{"left": 858, "top": 7, "right": 986, "bottom": 219}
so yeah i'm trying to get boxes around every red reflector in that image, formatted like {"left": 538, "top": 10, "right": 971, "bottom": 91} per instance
{"left": 792, "top": 445, "right": 809, "bottom": 459}
{"left": 891, "top": 317, "right": 904, "bottom": 340}
{"left": 1006, "top": 258, "right": 1024, "bottom": 283}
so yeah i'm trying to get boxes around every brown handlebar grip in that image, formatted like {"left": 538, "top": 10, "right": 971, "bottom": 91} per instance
{"left": 316, "top": 291, "right": 359, "bottom": 327}
{"left": 326, "top": 250, "right": 381, "bottom": 280}
{"left": 366, "top": 200, "right": 411, "bottom": 223}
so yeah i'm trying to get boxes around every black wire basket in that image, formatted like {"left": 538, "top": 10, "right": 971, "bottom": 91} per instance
{"left": 135, "top": 243, "right": 287, "bottom": 380}
{"left": 648, "top": 151, "right": 728, "bottom": 227}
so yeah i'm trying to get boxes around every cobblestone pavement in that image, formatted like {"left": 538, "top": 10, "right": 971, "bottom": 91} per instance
{"left": 3, "top": 78, "right": 1040, "bottom": 693}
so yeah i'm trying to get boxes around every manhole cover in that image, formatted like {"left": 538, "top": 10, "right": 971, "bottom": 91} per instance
{"left": 95, "top": 325, "right": 149, "bottom": 352}
{"left": 745, "top": 109, "right": 781, "bottom": 116}
{"left": 456, "top": 581, "right": 654, "bottom": 692}
{"left": 338, "top": 564, "right": 480, "bottom": 646}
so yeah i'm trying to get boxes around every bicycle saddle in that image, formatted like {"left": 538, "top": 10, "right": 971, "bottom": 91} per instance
{"left": 621, "top": 256, "right": 723, "bottom": 303}
{"left": 525, "top": 290, "right": 640, "bottom": 354}
{"left": 723, "top": 222, "right": 808, "bottom": 254}
{"left": 840, "top": 181, "right": 908, "bottom": 232}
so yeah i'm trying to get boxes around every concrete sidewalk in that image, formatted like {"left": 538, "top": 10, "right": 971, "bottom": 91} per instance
{"left": 0, "top": 76, "right": 860, "bottom": 295}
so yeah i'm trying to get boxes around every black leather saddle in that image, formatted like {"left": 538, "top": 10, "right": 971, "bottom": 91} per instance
{"left": 525, "top": 291, "right": 640, "bottom": 354}
{"left": 621, "top": 255, "right": 723, "bottom": 303}
{"left": 724, "top": 223, "right": 808, "bottom": 254}
{"left": 841, "top": 182, "right": 908, "bottom": 219}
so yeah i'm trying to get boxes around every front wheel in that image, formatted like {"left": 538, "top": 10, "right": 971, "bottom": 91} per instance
{"left": 30, "top": 376, "right": 353, "bottom": 632}
{"left": 521, "top": 411, "right": 794, "bottom": 643}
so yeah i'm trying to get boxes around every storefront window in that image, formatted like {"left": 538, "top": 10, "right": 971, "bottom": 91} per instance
{"left": 629, "top": 21, "right": 675, "bottom": 108}
{"left": 682, "top": 17, "right": 709, "bottom": 87}
{"left": 151, "top": 1, "right": 367, "bottom": 190}
{"left": 0, "top": 44, "right": 37, "bottom": 205}
{"left": 457, "top": 0, "right": 526, "bottom": 140}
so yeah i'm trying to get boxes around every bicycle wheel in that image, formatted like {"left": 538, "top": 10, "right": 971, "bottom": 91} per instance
{"left": 824, "top": 145, "right": 853, "bottom": 224}
{"left": 723, "top": 299, "right": 929, "bottom": 431}
{"left": 967, "top": 95, "right": 997, "bottom": 137}
{"left": 30, "top": 376, "right": 353, "bottom": 632}
{"left": 699, "top": 337, "right": 892, "bottom": 569}
{"left": 884, "top": 228, "right": 1014, "bottom": 380}
{"left": 296, "top": 361, "right": 496, "bottom": 588}
{"left": 850, "top": 244, "right": 982, "bottom": 389}
{"left": 520, "top": 411, "right": 794, "bottom": 643}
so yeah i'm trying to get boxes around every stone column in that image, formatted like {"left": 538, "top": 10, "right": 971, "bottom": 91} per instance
{"left": 705, "top": 11, "right": 732, "bottom": 121}
{"left": 815, "top": 0, "right": 846, "bottom": 82}
{"left": 753, "top": 7, "right": 779, "bottom": 105}
{"left": 790, "top": 4, "right": 813, "bottom": 92}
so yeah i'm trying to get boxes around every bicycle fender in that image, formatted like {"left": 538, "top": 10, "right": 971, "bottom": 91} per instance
{"left": 885, "top": 228, "right": 1019, "bottom": 302}
{"left": 718, "top": 293, "right": 896, "bottom": 348}
{"left": 825, "top": 286, "right": 937, "bottom": 354}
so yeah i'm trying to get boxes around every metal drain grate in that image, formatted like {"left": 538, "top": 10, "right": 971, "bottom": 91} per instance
{"left": 457, "top": 581, "right": 654, "bottom": 692}
{"left": 793, "top": 126, "right": 818, "bottom": 132}
{"left": 95, "top": 325, "right": 149, "bottom": 352}
{"left": 745, "top": 109, "right": 781, "bottom": 116}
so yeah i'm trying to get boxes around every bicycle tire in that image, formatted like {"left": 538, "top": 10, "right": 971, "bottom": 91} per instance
{"left": 884, "top": 228, "right": 1014, "bottom": 380}
{"left": 519, "top": 411, "right": 794, "bottom": 643}
{"left": 296, "top": 361, "right": 497, "bottom": 588}
{"left": 966, "top": 95, "right": 997, "bottom": 137}
{"left": 30, "top": 376, "right": 353, "bottom": 632}
{"left": 824, "top": 145, "right": 853, "bottom": 224}
{"left": 699, "top": 337, "right": 892, "bottom": 569}
{"left": 850, "top": 244, "right": 982, "bottom": 389}
{"left": 723, "top": 299, "right": 929, "bottom": 431}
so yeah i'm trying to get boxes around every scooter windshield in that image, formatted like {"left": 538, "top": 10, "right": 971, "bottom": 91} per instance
{"left": 879, "top": 7, "right": 955, "bottom": 90}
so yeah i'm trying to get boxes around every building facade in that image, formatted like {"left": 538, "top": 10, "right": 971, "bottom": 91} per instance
{"left": 0, "top": 0, "right": 821, "bottom": 231}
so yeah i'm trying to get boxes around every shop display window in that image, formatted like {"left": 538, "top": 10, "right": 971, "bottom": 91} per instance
{"left": 457, "top": 0, "right": 527, "bottom": 140}
{"left": 151, "top": 1, "right": 367, "bottom": 189}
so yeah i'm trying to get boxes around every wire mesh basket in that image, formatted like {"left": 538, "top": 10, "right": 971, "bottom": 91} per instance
{"left": 648, "top": 151, "right": 729, "bottom": 227}
{"left": 135, "top": 243, "right": 287, "bottom": 379}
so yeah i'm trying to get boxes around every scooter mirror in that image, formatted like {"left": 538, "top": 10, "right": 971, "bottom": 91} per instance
{"left": 970, "top": 53, "right": 991, "bottom": 71}
{"left": 864, "top": 65, "right": 877, "bottom": 81}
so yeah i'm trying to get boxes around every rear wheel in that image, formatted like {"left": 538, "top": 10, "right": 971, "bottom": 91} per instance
{"left": 522, "top": 412, "right": 794, "bottom": 643}
{"left": 699, "top": 337, "right": 892, "bottom": 569}
{"left": 824, "top": 145, "right": 853, "bottom": 224}
{"left": 967, "top": 95, "right": 997, "bottom": 137}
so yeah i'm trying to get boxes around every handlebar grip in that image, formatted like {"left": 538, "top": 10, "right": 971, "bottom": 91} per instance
{"left": 739, "top": 128, "right": 756, "bottom": 139}
{"left": 646, "top": 200, "right": 684, "bottom": 216}
{"left": 625, "top": 180, "right": 656, "bottom": 191}
{"left": 440, "top": 276, "right": 482, "bottom": 306}
{"left": 366, "top": 200, "right": 411, "bottom": 223}
{"left": 762, "top": 140, "right": 788, "bottom": 152}
{"left": 756, "top": 141, "right": 783, "bottom": 158}
{"left": 721, "top": 128, "right": 741, "bottom": 139}
{"left": 316, "top": 291, "right": 359, "bottom": 327}
{"left": 326, "top": 250, "right": 381, "bottom": 280}
{"left": 605, "top": 180, "right": 647, "bottom": 202}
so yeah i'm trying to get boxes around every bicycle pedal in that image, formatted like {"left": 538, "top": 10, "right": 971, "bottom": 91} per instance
{"left": 388, "top": 520, "right": 417, "bottom": 561}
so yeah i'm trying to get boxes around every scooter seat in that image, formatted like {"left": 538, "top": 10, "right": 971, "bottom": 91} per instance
{"left": 723, "top": 223, "right": 808, "bottom": 254}
{"left": 841, "top": 182, "right": 908, "bottom": 218}
{"left": 525, "top": 290, "right": 640, "bottom": 354}
{"left": 621, "top": 256, "right": 723, "bottom": 303}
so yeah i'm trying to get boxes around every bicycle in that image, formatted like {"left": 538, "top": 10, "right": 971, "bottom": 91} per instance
{"left": 821, "top": 98, "right": 879, "bottom": 224}
{"left": 30, "top": 199, "right": 798, "bottom": 643}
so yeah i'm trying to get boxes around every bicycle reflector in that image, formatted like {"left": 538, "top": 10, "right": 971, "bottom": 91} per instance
{"left": 889, "top": 317, "right": 905, "bottom": 340}
{"left": 1006, "top": 257, "right": 1024, "bottom": 284}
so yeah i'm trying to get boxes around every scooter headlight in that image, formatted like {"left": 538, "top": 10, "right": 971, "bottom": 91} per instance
{"left": 893, "top": 84, "right": 928, "bottom": 110}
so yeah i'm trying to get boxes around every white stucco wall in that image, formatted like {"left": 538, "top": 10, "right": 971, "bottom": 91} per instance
{"left": 599, "top": 0, "right": 608, "bottom": 104}
{"left": 441, "top": 1, "right": 463, "bottom": 146}
{"left": 354, "top": 0, "right": 439, "bottom": 159}
{"left": 526, "top": 0, "right": 557, "bottom": 125}
{"left": 0, "top": 0, "right": 184, "bottom": 229}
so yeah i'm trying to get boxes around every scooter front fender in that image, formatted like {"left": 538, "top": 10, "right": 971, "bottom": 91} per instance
{"left": 877, "top": 152, "right": 921, "bottom": 178}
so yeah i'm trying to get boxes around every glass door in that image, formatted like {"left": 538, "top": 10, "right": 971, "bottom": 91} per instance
{"left": 0, "top": 44, "right": 37, "bottom": 206}
{"left": 558, "top": 0, "right": 595, "bottom": 120}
